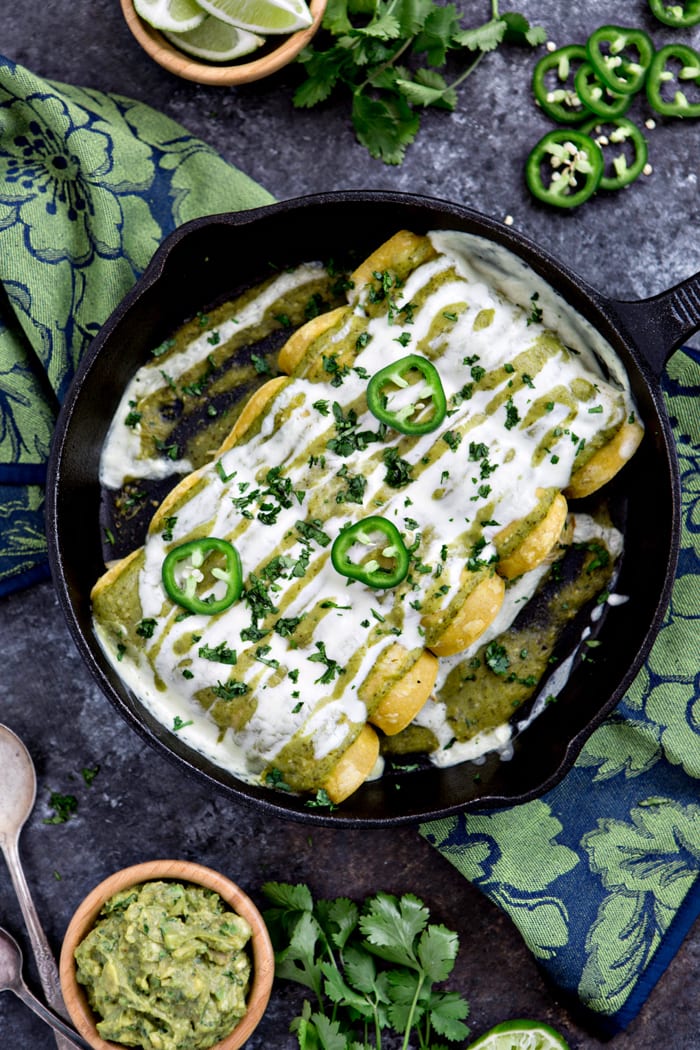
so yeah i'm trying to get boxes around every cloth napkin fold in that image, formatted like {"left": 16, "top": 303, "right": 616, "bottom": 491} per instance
{"left": 1, "top": 52, "right": 698, "bottom": 1041}
{"left": 0, "top": 53, "right": 273, "bottom": 595}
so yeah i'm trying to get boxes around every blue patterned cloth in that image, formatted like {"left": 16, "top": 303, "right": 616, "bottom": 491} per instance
{"left": 421, "top": 346, "right": 700, "bottom": 1034}
{"left": 0, "top": 54, "right": 273, "bottom": 595}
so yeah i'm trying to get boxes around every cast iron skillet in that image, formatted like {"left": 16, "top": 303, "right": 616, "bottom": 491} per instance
{"left": 46, "top": 190, "right": 697, "bottom": 826}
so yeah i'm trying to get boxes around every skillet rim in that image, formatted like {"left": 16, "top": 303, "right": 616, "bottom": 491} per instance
{"left": 45, "top": 189, "right": 681, "bottom": 827}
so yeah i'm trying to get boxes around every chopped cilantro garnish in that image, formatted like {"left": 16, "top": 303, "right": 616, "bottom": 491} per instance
{"left": 154, "top": 438, "right": 180, "bottom": 461}
{"left": 504, "top": 398, "right": 520, "bottom": 430}
{"left": 485, "top": 641, "right": 510, "bottom": 676}
{"left": 382, "top": 447, "right": 413, "bottom": 487}
{"left": 307, "top": 641, "right": 345, "bottom": 684}
{"left": 274, "top": 615, "right": 304, "bottom": 637}
{"left": 213, "top": 679, "right": 249, "bottom": 699}
{"left": 136, "top": 618, "right": 157, "bottom": 639}
{"left": 173, "top": 715, "right": 194, "bottom": 731}
{"left": 81, "top": 766, "right": 100, "bottom": 787}
{"left": 199, "top": 642, "right": 237, "bottom": 665}
{"left": 304, "top": 788, "right": 337, "bottom": 810}
{"left": 151, "top": 337, "right": 175, "bottom": 358}
{"left": 161, "top": 516, "right": 178, "bottom": 542}
{"left": 265, "top": 768, "right": 292, "bottom": 791}
{"left": 124, "top": 402, "right": 142, "bottom": 428}
{"left": 295, "top": 519, "right": 331, "bottom": 547}
{"left": 527, "top": 292, "right": 543, "bottom": 325}
{"left": 43, "top": 792, "right": 78, "bottom": 825}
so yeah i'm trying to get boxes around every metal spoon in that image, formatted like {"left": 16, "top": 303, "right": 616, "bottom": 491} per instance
{"left": 0, "top": 926, "right": 90, "bottom": 1050}
{"left": 0, "top": 724, "right": 74, "bottom": 1049}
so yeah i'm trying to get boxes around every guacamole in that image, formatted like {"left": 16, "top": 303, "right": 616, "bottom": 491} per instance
{"left": 74, "top": 880, "right": 252, "bottom": 1050}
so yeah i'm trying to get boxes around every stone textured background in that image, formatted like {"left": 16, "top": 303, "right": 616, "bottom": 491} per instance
{"left": 2, "top": 2, "right": 699, "bottom": 1048}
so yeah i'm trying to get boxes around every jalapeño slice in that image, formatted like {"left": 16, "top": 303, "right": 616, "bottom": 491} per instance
{"left": 331, "top": 517, "right": 409, "bottom": 589}
{"left": 366, "top": 354, "right": 446, "bottom": 435}
{"left": 575, "top": 62, "right": 633, "bottom": 119}
{"left": 586, "top": 25, "right": 655, "bottom": 95}
{"left": 162, "top": 537, "right": 243, "bottom": 615}
{"left": 647, "top": 44, "right": 700, "bottom": 117}
{"left": 525, "top": 129, "right": 604, "bottom": 208}
{"left": 582, "top": 116, "right": 649, "bottom": 190}
{"left": 648, "top": 0, "right": 700, "bottom": 27}
{"left": 532, "top": 45, "right": 590, "bottom": 124}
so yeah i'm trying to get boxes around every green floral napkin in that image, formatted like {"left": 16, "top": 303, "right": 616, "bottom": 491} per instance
{"left": 421, "top": 346, "right": 700, "bottom": 1034}
{"left": 0, "top": 54, "right": 273, "bottom": 594}
{"left": 2, "top": 51, "right": 699, "bottom": 1039}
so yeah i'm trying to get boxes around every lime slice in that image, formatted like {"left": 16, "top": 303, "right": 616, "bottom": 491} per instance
{"left": 196, "top": 0, "right": 313, "bottom": 34}
{"left": 134, "top": 0, "right": 206, "bottom": 32}
{"left": 163, "top": 15, "right": 264, "bottom": 60}
{"left": 468, "top": 1020, "right": 571, "bottom": 1050}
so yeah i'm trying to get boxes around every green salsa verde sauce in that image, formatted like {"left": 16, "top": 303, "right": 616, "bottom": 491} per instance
{"left": 74, "top": 880, "right": 252, "bottom": 1050}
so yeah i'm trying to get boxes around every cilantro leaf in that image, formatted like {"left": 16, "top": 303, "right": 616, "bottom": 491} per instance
{"left": 305, "top": 1012, "right": 348, "bottom": 1050}
{"left": 416, "top": 922, "right": 459, "bottom": 981}
{"left": 453, "top": 17, "right": 506, "bottom": 51}
{"left": 262, "top": 883, "right": 470, "bottom": 1047}
{"left": 385, "top": 968, "right": 423, "bottom": 1028}
{"left": 359, "top": 891, "right": 428, "bottom": 966}
{"left": 396, "top": 69, "right": 457, "bottom": 110}
{"left": 261, "top": 880, "right": 314, "bottom": 912}
{"left": 364, "top": 7, "right": 401, "bottom": 39}
{"left": 294, "top": 46, "right": 350, "bottom": 107}
{"left": 322, "top": 0, "right": 353, "bottom": 34}
{"left": 429, "top": 988, "right": 472, "bottom": 1040}
{"left": 502, "top": 10, "right": 547, "bottom": 46}
{"left": 341, "top": 943, "right": 379, "bottom": 995}
{"left": 413, "top": 4, "right": 462, "bottom": 65}
{"left": 321, "top": 960, "right": 375, "bottom": 1017}
{"left": 318, "top": 896, "right": 360, "bottom": 949}
{"left": 293, "top": 0, "right": 546, "bottom": 164}
{"left": 276, "top": 910, "right": 326, "bottom": 994}
{"left": 351, "top": 91, "right": 421, "bottom": 165}
{"left": 390, "top": 0, "right": 435, "bottom": 36}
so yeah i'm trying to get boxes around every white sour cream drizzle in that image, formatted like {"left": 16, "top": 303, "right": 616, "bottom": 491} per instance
{"left": 100, "top": 263, "right": 327, "bottom": 489}
{"left": 94, "top": 231, "right": 639, "bottom": 791}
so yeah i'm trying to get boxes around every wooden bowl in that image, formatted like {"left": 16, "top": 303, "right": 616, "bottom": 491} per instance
{"left": 120, "top": 0, "right": 327, "bottom": 85}
{"left": 59, "top": 859, "right": 275, "bottom": 1050}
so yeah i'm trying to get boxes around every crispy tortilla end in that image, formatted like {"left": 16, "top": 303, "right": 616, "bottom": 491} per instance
{"left": 564, "top": 420, "right": 644, "bottom": 499}
{"left": 426, "top": 573, "right": 506, "bottom": 657}
{"left": 369, "top": 649, "right": 439, "bottom": 736}
{"left": 322, "top": 724, "right": 380, "bottom": 803}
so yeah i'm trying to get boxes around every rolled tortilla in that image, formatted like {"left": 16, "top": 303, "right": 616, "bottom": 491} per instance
{"left": 321, "top": 724, "right": 380, "bottom": 804}
{"left": 564, "top": 419, "right": 644, "bottom": 498}
{"left": 422, "top": 571, "right": 506, "bottom": 658}
{"left": 494, "top": 490, "right": 569, "bottom": 580}
{"left": 362, "top": 644, "right": 439, "bottom": 736}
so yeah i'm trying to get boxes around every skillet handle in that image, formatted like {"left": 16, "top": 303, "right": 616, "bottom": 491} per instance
{"left": 601, "top": 270, "right": 700, "bottom": 379}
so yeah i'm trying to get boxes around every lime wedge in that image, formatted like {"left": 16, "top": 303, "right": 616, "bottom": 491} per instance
{"left": 134, "top": 0, "right": 206, "bottom": 32}
{"left": 195, "top": 0, "right": 313, "bottom": 34}
{"left": 468, "top": 1020, "right": 571, "bottom": 1050}
{"left": 163, "top": 15, "right": 264, "bottom": 60}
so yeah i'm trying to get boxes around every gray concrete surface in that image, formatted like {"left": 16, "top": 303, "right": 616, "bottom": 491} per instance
{"left": 2, "top": 2, "right": 699, "bottom": 1048}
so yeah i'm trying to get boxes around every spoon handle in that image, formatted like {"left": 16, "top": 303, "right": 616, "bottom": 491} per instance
{"left": 2, "top": 835, "right": 74, "bottom": 1049}
{"left": 13, "top": 977, "right": 92, "bottom": 1050}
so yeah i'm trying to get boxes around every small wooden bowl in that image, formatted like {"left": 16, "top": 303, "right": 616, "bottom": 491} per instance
{"left": 120, "top": 0, "right": 327, "bottom": 85}
{"left": 59, "top": 859, "right": 275, "bottom": 1050}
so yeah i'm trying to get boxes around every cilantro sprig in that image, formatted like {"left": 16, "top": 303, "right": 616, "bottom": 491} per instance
{"left": 262, "top": 881, "right": 470, "bottom": 1048}
{"left": 294, "top": 0, "right": 545, "bottom": 163}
